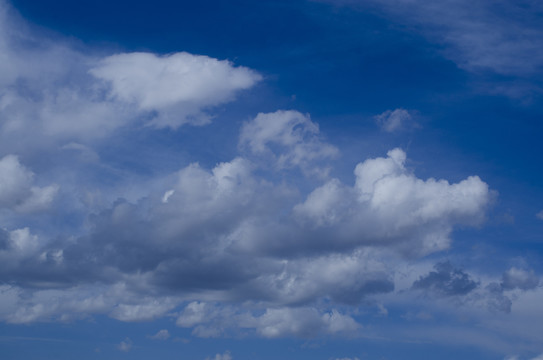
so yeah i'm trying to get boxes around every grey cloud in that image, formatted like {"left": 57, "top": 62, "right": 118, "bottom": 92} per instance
{"left": 0, "top": 228, "right": 8, "bottom": 250}
{"left": 501, "top": 267, "right": 540, "bottom": 291}
{"left": 486, "top": 282, "right": 512, "bottom": 314}
{"left": 412, "top": 261, "right": 479, "bottom": 296}
{"left": 0, "top": 155, "right": 58, "bottom": 212}
{"left": 0, "top": 0, "right": 497, "bottom": 334}
{"left": 0, "top": 149, "right": 491, "bottom": 326}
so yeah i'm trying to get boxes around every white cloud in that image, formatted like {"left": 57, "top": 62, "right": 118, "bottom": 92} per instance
{"left": 295, "top": 148, "right": 490, "bottom": 256}
{"left": 239, "top": 110, "right": 338, "bottom": 175}
{"left": 0, "top": 4, "right": 261, "bottom": 153}
{"left": 254, "top": 308, "right": 359, "bottom": 338}
{"left": 0, "top": 154, "right": 33, "bottom": 207}
{"left": 502, "top": 268, "right": 539, "bottom": 291}
{"left": 90, "top": 52, "right": 262, "bottom": 128}
{"left": 177, "top": 302, "right": 360, "bottom": 338}
{"left": 0, "top": 155, "right": 58, "bottom": 212}
{"left": 206, "top": 351, "right": 232, "bottom": 360}
{"left": 148, "top": 329, "right": 170, "bottom": 340}
{"left": 110, "top": 299, "right": 178, "bottom": 322}
{"left": 536, "top": 210, "right": 543, "bottom": 220}
{"left": 117, "top": 337, "right": 132, "bottom": 352}
{"left": 375, "top": 108, "right": 413, "bottom": 132}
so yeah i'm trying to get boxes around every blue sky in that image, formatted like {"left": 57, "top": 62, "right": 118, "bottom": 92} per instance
{"left": 1, "top": 0, "right": 543, "bottom": 359}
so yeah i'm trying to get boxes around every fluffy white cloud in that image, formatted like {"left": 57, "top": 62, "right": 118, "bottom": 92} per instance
{"left": 0, "top": 3, "right": 261, "bottom": 152}
{"left": 239, "top": 110, "right": 338, "bottom": 175}
{"left": 295, "top": 148, "right": 490, "bottom": 256}
{"left": 0, "top": 155, "right": 58, "bottom": 212}
{"left": 90, "top": 52, "right": 261, "bottom": 128}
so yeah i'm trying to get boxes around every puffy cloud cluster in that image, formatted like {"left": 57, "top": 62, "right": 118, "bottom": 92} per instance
{"left": 0, "top": 155, "right": 58, "bottom": 212}
{"left": 0, "top": 142, "right": 493, "bottom": 330}
{"left": 294, "top": 148, "right": 490, "bottom": 256}
{"left": 0, "top": 0, "right": 514, "bottom": 345}
{"left": 239, "top": 110, "right": 338, "bottom": 175}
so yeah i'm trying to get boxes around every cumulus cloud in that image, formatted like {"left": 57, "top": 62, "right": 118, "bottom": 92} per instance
{"left": 0, "top": 1, "right": 497, "bottom": 339}
{"left": 0, "top": 2, "right": 261, "bottom": 154}
{"left": 294, "top": 148, "right": 490, "bottom": 256}
{"left": 90, "top": 52, "right": 261, "bottom": 128}
{"left": 239, "top": 110, "right": 338, "bottom": 175}
{"left": 375, "top": 108, "right": 414, "bottom": 132}
{"left": 536, "top": 210, "right": 543, "bottom": 220}
{"left": 0, "top": 155, "right": 58, "bottom": 212}
{"left": 0, "top": 145, "right": 492, "bottom": 330}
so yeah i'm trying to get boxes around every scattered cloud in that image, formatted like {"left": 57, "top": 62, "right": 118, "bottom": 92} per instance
{"left": 117, "top": 337, "right": 132, "bottom": 352}
{"left": 3, "top": 1, "right": 540, "bottom": 356}
{"left": 375, "top": 108, "right": 414, "bottom": 132}
{"left": 206, "top": 351, "right": 232, "bottom": 360}
{"left": 148, "top": 329, "right": 170, "bottom": 340}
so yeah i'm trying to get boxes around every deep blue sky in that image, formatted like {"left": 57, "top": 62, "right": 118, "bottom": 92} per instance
{"left": 1, "top": 1, "right": 543, "bottom": 359}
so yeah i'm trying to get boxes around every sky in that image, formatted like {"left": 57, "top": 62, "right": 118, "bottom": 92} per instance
{"left": 1, "top": 0, "right": 543, "bottom": 359}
